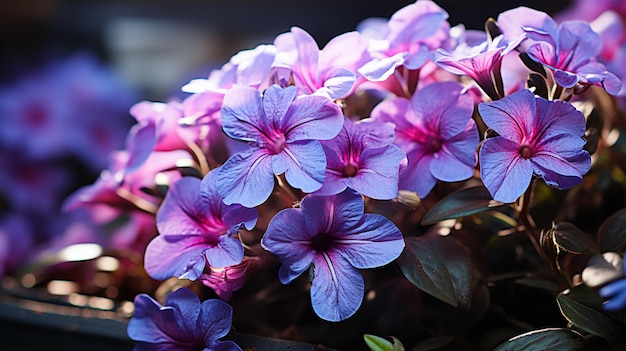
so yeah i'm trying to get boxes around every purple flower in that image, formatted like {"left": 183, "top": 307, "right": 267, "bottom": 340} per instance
{"left": 144, "top": 170, "right": 257, "bottom": 281}
{"left": 217, "top": 84, "right": 344, "bottom": 207}
{"left": 315, "top": 117, "right": 406, "bottom": 199}
{"left": 499, "top": 7, "right": 622, "bottom": 95}
{"left": 478, "top": 89, "right": 591, "bottom": 203}
{"left": 200, "top": 256, "right": 262, "bottom": 301}
{"left": 273, "top": 27, "right": 363, "bottom": 99}
{"left": 434, "top": 32, "right": 524, "bottom": 100}
{"left": 128, "top": 287, "right": 241, "bottom": 351}
{"left": 261, "top": 190, "right": 405, "bottom": 321}
{"left": 599, "top": 258, "right": 626, "bottom": 311}
{"left": 357, "top": 0, "right": 450, "bottom": 82}
{"left": 371, "top": 81, "right": 478, "bottom": 198}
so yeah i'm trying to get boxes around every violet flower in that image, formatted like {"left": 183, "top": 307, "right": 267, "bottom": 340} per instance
{"left": 273, "top": 26, "right": 365, "bottom": 99}
{"left": 261, "top": 190, "right": 405, "bottom": 321}
{"left": 357, "top": 0, "right": 450, "bottom": 82}
{"left": 144, "top": 170, "right": 257, "bottom": 281}
{"left": 499, "top": 7, "right": 621, "bottom": 94}
{"left": 371, "top": 81, "right": 478, "bottom": 198}
{"left": 478, "top": 89, "right": 591, "bottom": 203}
{"left": 128, "top": 287, "right": 241, "bottom": 351}
{"left": 434, "top": 31, "right": 524, "bottom": 100}
{"left": 315, "top": 117, "right": 406, "bottom": 200}
{"left": 217, "top": 84, "right": 344, "bottom": 208}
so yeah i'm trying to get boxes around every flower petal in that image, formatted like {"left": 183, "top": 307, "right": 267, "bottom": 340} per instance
{"left": 217, "top": 148, "right": 275, "bottom": 207}
{"left": 156, "top": 177, "right": 204, "bottom": 235}
{"left": 272, "top": 141, "right": 326, "bottom": 193}
{"left": 478, "top": 89, "right": 536, "bottom": 143}
{"left": 261, "top": 208, "right": 316, "bottom": 284}
{"left": 220, "top": 86, "right": 267, "bottom": 142}
{"left": 347, "top": 145, "right": 405, "bottom": 200}
{"left": 479, "top": 137, "right": 533, "bottom": 203}
{"left": 128, "top": 294, "right": 185, "bottom": 344}
{"left": 334, "top": 213, "right": 404, "bottom": 269}
{"left": 197, "top": 299, "right": 234, "bottom": 344}
{"left": 301, "top": 190, "right": 364, "bottom": 235}
{"left": 204, "top": 235, "right": 244, "bottom": 268}
{"left": 281, "top": 95, "right": 343, "bottom": 142}
{"left": 144, "top": 235, "right": 209, "bottom": 281}
{"left": 310, "top": 251, "right": 364, "bottom": 321}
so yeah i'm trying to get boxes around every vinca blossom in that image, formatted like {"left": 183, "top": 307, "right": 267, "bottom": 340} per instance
{"left": 261, "top": 190, "right": 405, "bottom": 321}
{"left": 478, "top": 89, "right": 591, "bottom": 203}
{"left": 371, "top": 81, "right": 478, "bottom": 198}
{"left": 217, "top": 84, "right": 343, "bottom": 208}
{"left": 357, "top": 0, "right": 450, "bottom": 82}
{"left": 128, "top": 287, "right": 241, "bottom": 351}
{"left": 434, "top": 31, "right": 524, "bottom": 100}
{"left": 144, "top": 170, "right": 258, "bottom": 281}
{"left": 315, "top": 117, "right": 406, "bottom": 199}
{"left": 273, "top": 27, "right": 366, "bottom": 99}
{"left": 499, "top": 7, "right": 621, "bottom": 94}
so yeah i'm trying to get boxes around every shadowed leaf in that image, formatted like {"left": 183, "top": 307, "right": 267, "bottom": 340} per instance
{"left": 597, "top": 208, "right": 626, "bottom": 253}
{"left": 421, "top": 186, "right": 505, "bottom": 226}
{"left": 398, "top": 235, "right": 473, "bottom": 307}
{"left": 553, "top": 222, "right": 597, "bottom": 254}
{"left": 493, "top": 328, "right": 587, "bottom": 351}
{"left": 412, "top": 336, "right": 455, "bottom": 351}
{"left": 557, "top": 292, "right": 623, "bottom": 343}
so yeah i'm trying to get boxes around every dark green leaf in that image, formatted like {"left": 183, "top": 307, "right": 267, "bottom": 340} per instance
{"left": 527, "top": 73, "right": 549, "bottom": 99}
{"left": 582, "top": 253, "right": 624, "bottom": 289}
{"left": 421, "top": 186, "right": 505, "bottom": 225}
{"left": 398, "top": 235, "right": 473, "bottom": 307}
{"left": 514, "top": 277, "right": 562, "bottom": 293}
{"left": 556, "top": 293, "right": 623, "bottom": 343}
{"left": 484, "top": 18, "right": 501, "bottom": 42}
{"left": 553, "top": 222, "right": 597, "bottom": 254}
{"left": 412, "top": 336, "right": 455, "bottom": 351}
{"left": 493, "top": 328, "right": 587, "bottom": 351}
{"left": 519, "top": 52, "right": 547, "bottom": 78}
{"left": 597, "top": 208, "right": 626, "bottom": 252}
{"left": 364, "top": 334, "right": 404, "bottom": 351}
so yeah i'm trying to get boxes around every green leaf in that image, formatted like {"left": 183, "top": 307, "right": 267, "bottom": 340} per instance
{"left": 553, "top": 222, "right": 597, "bottom": 254}
{"left": 556, "top": 292, "right": 624, "bottom": 343}
{"left": 398, "top": 235, "right": 473, "bottom": 307}
{"left": 493, "top": 328, "right": 587, "bottom": 351}
{"left": 597, "top": 208, "right": 626, "bottom": 252}
{"left": 364, "top": 334, "right": 404, "bottom": 351}
{"left": 421, "top": 186, "right": 505, "bottom": 225}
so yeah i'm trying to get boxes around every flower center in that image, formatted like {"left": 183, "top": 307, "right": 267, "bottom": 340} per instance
{"left": 519, "top": 145, "right": 533, "bottom": 159}
{"left": 342, "top": 163, "right": 358, "bottom": 177}
{"left": 311, "top": 233, "right": 333, "bottom": 252}
{"left": 265, "top": 132, "right": 286, "bottom": 155}
{"left": 429, "top": 137, "right": 442, "bottom": 152}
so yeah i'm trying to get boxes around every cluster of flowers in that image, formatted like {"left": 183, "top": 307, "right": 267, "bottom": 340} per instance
{"left": 62, "top": 0, "right": 626, "bottom": 349}
{"left": 0, "top": 52, "right": 136, "bottom": 279}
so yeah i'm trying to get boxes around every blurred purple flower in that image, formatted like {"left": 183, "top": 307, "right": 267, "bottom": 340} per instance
{"left": 371, "top": 81, "right": 478, "bottom": 198}
{"left": 128, "top": 287, "right": 241, "bottom": 351}
{"left": 261, "top": 190, "right": 404, "bottom": 321}
{"left": 357, "top": 0, "right": 450, "bottom": 82}
{"left": 273, "top": 26, "right": 366, "bottom": 99}
{"left": 217, "top": 85, "right": 343, "bottom": 207}
{"left": 478, "top": 89, "right": 591, "bottom": 203}
{"left": 599, "top": 258, "right": 626, "bottom": 311}
{"left": 315, "top": 117, "right": 406, "bottom": 199}
{"left": 0, "top": 52, "right": 135, "bottom": 170}
{"left": 144, "top": 170, "right": 257, "bottom": 281}
{"left": 0, "top": 214, "right": 34, "bottom": 278}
